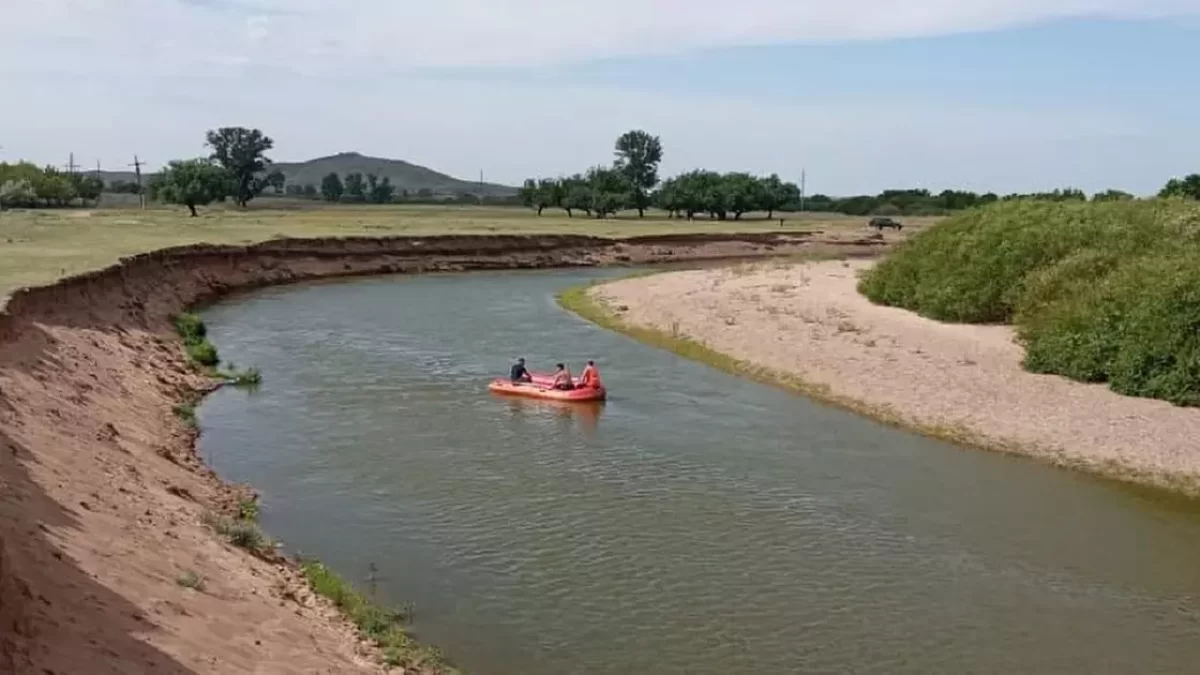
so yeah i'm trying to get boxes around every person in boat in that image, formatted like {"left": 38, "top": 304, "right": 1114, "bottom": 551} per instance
{"left": 551, "top": 363, "right": 575, "bottom": 390}
{"left": 579, "top": 360, "right": 601, "bottom": 389}
{"left": 510, "top": 357, "right": 533, "bottom": 384}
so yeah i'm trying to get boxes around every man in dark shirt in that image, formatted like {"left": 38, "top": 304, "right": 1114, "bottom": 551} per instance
{"left": 510, "top": 357, "right": 533, "bottom": 384}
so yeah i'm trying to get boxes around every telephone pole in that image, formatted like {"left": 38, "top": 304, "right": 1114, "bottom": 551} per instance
{"left": 129, "top": 155, "right": 146, "bottom": 209}
{"left": 800, "top": 169, "right": 807, "bottom": 214}
{"left": 64, "top": 152, "right": 79, "bottom": 175}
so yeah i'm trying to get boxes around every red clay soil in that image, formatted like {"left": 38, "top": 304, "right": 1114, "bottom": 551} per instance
{"left": 0, "top": 232, "right": 886, "bottom": 674}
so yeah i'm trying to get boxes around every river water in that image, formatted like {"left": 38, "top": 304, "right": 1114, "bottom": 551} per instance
{"left": 199, "top": 268, "right": 1200, "bottom": 675}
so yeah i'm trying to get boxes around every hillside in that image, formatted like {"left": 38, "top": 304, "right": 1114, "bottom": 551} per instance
{"left": 98, "top": 151, "right": 516, "bottom": 197}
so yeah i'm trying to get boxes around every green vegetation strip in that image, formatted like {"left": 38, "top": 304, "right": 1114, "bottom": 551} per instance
{"left": 300, "top": 560, "right": 455, "bottom": 673}
{"left": 858, "top": 199, "right": 1200, "bottom": 406}
{"left": 557, "top": 273, "right": 1200, "bottom": 496}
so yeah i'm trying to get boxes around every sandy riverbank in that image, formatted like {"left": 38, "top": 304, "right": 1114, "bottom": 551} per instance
{"left": 589, "top": 259, "right": 1200, "bottom": 494}
{"left": 0, "top": 232, "right": 889, "bottom": 673}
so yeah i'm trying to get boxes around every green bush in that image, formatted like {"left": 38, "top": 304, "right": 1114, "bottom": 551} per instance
{"left": 173, "top": 313, "right": 207, "bottom": 342}
{"left": 186, "top": 340, "right": 219, "bottom": 366}
{"left": 859, "top": 198, "right": 1200, "bottom": 405}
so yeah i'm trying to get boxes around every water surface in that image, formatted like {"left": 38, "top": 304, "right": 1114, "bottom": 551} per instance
{"left": 200, "top": 269, "right": 1200, "bottom": 674}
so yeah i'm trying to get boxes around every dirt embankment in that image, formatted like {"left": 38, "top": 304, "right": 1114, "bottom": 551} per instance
{"left": 590, "top": 260, "right": 1200, "bottom": 494}
{"left": 0, "top": 232, "right": 885, "bottom": 674}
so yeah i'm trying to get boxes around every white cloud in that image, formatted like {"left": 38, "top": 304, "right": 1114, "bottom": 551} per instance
{"left": 0, "top": 1, "right": 1196, "bottom": 194}
{"left": 3, "top": 0, "right": 1199, "bottom": 72}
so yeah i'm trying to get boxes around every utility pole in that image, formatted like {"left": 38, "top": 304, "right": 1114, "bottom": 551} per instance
{"left": 800, "top": 169, "right": 807, "bottom": 214}
{"left": 478, "top": 169, "right": 484, "bottom": 206}
{"left": 129, "top": 155, "right": 146, "bottom": 209}
{"left": 64, "top": 152, "right": 79, "bottom": 175}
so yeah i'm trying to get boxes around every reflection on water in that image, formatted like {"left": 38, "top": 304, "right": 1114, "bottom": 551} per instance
{"left": 497, "top": 396, "right": 606, "bottom": 436}
{"left": 198, "top": 268, "right": 1200, "bottom": 675}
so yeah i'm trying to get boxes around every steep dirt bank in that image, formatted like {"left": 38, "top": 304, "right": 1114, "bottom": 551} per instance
{"left": 0, "top": 232, "right": 886, "bottom": 674}
{"left": 588, "top": 260, "right": 1200, "bottom": 495}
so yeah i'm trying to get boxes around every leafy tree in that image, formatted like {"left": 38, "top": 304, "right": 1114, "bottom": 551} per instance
{"left": 320, "top": 172, "right": 344, "bottom": 202}
{"left": 559, "top": 174, "right": 590, "bottom": 217}
{"left": 415, "top": 187, "right": 434, "bottom": 199}
{"left": 32, "top": 168, "right": 77, "bottom": 206}
{"left": 756, "top": 174, "right": 796, "bottom": 220}
{"left": 654, "top": 177, "right": 687, "bottom": 218}
{"left": 153, "top": 159, "right": 229, "bottom": 216}
{"left": 1092, "top": 189, "right": 1135, "bottom": 202}
{"left": 0, "top": 180, "right": 36, "bottom": 209}
{"left": 205, "top": 126, "right": 274, "bottom": 207}
{"left": 518, "top": 177, "right": 562, "bottom": 215}
{"left": 613, "top": 130, "right": 663, "bottom": 217}
{"left": 1159, "top": 174, "right": 1200, "bottom": 200}
{"left": 302, "top": 184, "right": 318, "bottom": 199}
{"left": 74, "top": 175, "right": 105, "bottom": 204}
{"left": 585, "top": 166, "right": 629, "bottom": 218}
{"left": 368, "top": 175, "right": 396, "bottom": 204}
{"left": 344, "top": 172, "right": 366, "bottom": 201}
{"left": 721, "top": 172, "right": 761, "bottom": 220}
{"left": 265, "top": 168, "right": 286, "bottom": 195}
{"left": 107, "top": 179, "right": 141, "bottom": 195}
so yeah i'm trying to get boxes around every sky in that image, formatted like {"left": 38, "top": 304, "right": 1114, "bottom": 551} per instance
{"left": 2, "top": 1, "right": 1198, "bottom": 196}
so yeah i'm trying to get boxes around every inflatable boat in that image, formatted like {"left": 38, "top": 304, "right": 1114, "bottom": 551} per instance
{"left": 488, "top": 372, "right": 607, "bottom": 402}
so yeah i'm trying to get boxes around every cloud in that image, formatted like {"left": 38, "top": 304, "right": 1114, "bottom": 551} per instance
{"left": 3, "top": 0, "right": 1199, "bottom": 72}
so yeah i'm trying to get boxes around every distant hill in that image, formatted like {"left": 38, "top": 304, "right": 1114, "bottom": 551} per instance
{"left": 97, "top": 151, "right": 517, "bottom": 197}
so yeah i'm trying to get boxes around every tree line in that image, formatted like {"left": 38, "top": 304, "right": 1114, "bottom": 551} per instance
{"left": 0, "top": 162, "right": 105, "bottom": 208}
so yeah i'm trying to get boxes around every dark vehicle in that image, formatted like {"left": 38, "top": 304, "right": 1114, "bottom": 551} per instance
{"left": 868, "top": 217, "right": 903, "bottom": 231}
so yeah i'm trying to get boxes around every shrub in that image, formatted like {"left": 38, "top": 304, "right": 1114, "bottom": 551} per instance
{"left": 173, "top": 313, "right": 207, "bottom": 342}
{"left": 859, "top": 198, "right": 1200, "bottom": 405}
{"left": 300, "top": 560, "right": 452, "bottom": 672}
{"left": 202, "top": 512, "right": 271, "bottom": 555}
{"left": 186, "top": 341, "right": 219, "bottom": 366}
{"left": 172, "top": 402, "right": 197, "bottom": 428}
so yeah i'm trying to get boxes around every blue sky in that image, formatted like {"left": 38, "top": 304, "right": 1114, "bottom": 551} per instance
{"left": 1, "top": 2, "right": 1198, "bottom": 195}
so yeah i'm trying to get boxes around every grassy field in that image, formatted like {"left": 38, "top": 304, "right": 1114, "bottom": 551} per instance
{"left": 859, "top": 198, "right": 1200, "bottom": 406}
{"left": 0, "top": 203, "right": 935, "bottom": 302}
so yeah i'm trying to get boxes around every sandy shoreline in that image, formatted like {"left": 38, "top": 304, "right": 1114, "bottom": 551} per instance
{"left": 590, "top": 259, "right": 1200, "bottom": 494}
{"left": 0, "top": 233, "right": 890, "bottom": 673}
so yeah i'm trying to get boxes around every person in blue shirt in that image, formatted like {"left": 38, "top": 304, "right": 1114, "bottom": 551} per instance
{"left": 510, "top": 357, "right": 533, "bottom": 384}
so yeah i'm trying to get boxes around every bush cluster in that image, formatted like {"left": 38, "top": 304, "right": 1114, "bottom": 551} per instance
{"left": 173, "top": 312, "right": 220, "bottom": 367}
{"left": 858, "top": 199, "right": 1200, "bottom": 405}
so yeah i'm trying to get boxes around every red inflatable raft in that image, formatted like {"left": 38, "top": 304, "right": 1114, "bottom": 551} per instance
{"left": 488, "top": 372, "right": 607, "bottom": 402}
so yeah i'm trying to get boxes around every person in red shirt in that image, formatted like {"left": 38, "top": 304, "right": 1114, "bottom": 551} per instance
{"left": 579, "top": 360, "right": 601, "bottom": 389}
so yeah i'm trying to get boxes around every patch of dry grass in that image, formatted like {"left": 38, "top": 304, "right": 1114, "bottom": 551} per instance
{"left": 0, "top": 203, "right": 935, "bottom": 303}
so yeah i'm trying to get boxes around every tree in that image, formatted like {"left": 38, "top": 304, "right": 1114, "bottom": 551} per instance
{"left": 344, "top": 172, "right": 366, "bottom": 201}
{"left": 320, "top": 172, "right": 344, "bottom": 202}
{"left": 369, "top": 175, "right": 396, "bottom": 204}
{"left": 518, "top": 177, "right": 561, "bottom": 215}
{"left": 0, "top": 180, "right": 36, "bottom": 209}
{"left": 613, "top": 130, "right": 663, "bottom": 217}
{"left": 205, "top": 126, "right": 274, "bottom": 207}
{"left": 153, "top": 158, "right": 229, "bottom": 217}
{"left": 559, "top": 174, "right": 590, "bottom": 217}
{"left": 1092, "top": 189, "right": 1135, "bottom": 202}
{"left": 1159, "top": 174, "right": 1200, "bottom": 200}
{"left": 721, "top": 172, "right": 761, "bottom": 220}
{"left": 585, "top": 166, "right": 629, "bottom": 218}
{"left": 32, "top": 168, "right": 77, "bottom": 206}
{"left": 302, "top": 184, "right": 318, "bottom": 199}
{"left": 74, "top": 175, "right": 105, "bottom": 204}
{"left": 265, "top": 169, "right": 286, "bottom": 195}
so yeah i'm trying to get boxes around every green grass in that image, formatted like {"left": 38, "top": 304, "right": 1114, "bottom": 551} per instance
{"left": 202, "top": 511, "right": 273, "bottom": 555}
{"left": 0, "top": 203, "right": 933, "bottom": 303}
{"left": 858, "top": 198, "right": 1200, "bottom": 406}
{"left": 300, "top": 560, "right": 454, "bottom": 672}
{"left": 172, "top": 402, "right": 197, "bottom": 428}
{"left": 173, "top": 312, "right": 221, "bottom": 367}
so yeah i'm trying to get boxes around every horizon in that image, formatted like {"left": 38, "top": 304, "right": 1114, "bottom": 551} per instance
{"left": 3, "top": 3, "right": 1199, "bottom": 196}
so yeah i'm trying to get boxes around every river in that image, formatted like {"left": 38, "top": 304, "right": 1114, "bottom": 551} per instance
{"left": 198, "top": 268, "right": 1200, "bottom": 674}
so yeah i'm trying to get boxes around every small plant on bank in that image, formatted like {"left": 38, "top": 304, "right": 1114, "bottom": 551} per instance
{"left": 300, "top": 559, "right": 454, "bottom": 672}
{"left": 177, "top": 570, "right": 206, "bottom": 591}
{"left": 236, "top": 496, "right": 260, "bottom": 522}
{"left": 173, "top": 402, "right": 197, "bottom": 428}
{"left": 172, "top": 312, "right": 221, "bottom": 367}
{"left": 202, "top": 511, "right": 272, "bottom": 556}
{"left": 219, "top": 364, "right": 263, "bottom": 387}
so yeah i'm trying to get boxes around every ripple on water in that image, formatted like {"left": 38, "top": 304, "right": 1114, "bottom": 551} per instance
{"left": 198, "top": 270, "right": 1200, "bottom": 675}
